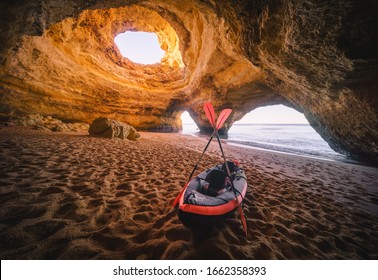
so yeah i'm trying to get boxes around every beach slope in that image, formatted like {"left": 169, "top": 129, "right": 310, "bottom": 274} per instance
{"left": 0, "top": 127, "right": 377, "bottom": 259}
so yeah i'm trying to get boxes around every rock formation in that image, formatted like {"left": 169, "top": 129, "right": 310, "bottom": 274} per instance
{"left": 0, "top": 0, "right": 377, "bottom": 161}
{"left": 89, "top": 117, "right": 140, "bottom": 140}
{"left": 2, "top": 114, "right": 89, "bottom": 133}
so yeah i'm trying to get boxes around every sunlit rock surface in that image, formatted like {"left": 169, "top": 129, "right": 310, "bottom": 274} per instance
{"left": 89, "top": 117, "right": 140, "bottom": 140}
{"left": 0, "top": 0, "right": 377, "bottom": 161}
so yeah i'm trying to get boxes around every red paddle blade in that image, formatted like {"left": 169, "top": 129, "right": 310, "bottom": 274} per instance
{"left": 238, "top": 205, "right": 248, "bottom": 237}
{"left": 216, "top": 108, "right": 232, "bottom": 130}
{"left": 204, "top": 102, "right": 216, "bottom": 128}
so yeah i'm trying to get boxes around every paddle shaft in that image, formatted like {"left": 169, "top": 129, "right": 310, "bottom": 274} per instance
{"left": 172, "top": 130, "right": 216, "bottom": 207}
{"left": 187, "top": 130, "right": 216, "bottom": 181}
{"left": 215, "top": 132, "right": 248, "bottom": 236}
{"left": 215, "top": 132, "right": 236, "bottom": 194}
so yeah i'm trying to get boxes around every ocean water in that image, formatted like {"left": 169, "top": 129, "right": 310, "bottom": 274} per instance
{"left": 181, "top": 123, "right": 348, "bottom": 162}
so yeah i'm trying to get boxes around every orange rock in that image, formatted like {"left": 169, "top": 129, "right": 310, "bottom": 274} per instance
{"left": 0, "top": 1, "right": 376, "bottom": 161}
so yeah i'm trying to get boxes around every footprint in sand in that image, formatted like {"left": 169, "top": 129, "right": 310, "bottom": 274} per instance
{"left": 24, "top": 220, "right": 67, "bottom": 241}
{"left": 106, "top": 199, "right": 123, "bottom": 210}
{"left": 132, "top": 212, "right": 152, "bottom": 223}
{"left": 165, "top": 226, "right": 191, "bottom": 242}
{"left": 90, "top": 232, "right": 128, "bottom": 251}
{"left": 88, "top": 198, "right": 103, "bottom": 208}
{"left": 40, "top": 186, "right": 65, "bottom": 196}
{"left": 55, "top": 202, "right": 78, "bottom": 218}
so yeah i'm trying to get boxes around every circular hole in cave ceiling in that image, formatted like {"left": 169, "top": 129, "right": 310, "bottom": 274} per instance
{"left": 114, "top": 31, "right": 165, "bottom": 65}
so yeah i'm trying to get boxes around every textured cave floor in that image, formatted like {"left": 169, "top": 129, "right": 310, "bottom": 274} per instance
{"left": 0, "top": 127, "right": 377, "bottom": 260}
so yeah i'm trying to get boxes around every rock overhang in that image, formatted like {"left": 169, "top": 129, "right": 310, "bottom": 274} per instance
{"left": 0, "top": 0, "right": 377, "bottom": 162}
{"left": 1, "top": 1, "right": 265, "bottom": 129}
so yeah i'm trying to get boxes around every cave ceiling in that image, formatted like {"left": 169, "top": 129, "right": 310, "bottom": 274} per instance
{"left": 0, "top": 0, "right": 377, "bottom": 162}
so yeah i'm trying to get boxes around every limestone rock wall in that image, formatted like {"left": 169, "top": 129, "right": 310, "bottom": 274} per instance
{"left": 0, "top": 0, "right": 377, "bottom": 162}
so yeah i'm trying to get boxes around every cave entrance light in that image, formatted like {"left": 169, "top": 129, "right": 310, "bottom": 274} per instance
{"left": 114, "top": 31, "right": 165, "bottom": 64}
{"left": 228, "top": 105, "right": 344, "bottom": 161}
{"left": 235, "top": 105, "right": 309, "bottom": 124}
{"left": 180, "top": 111, "right": 198, "bottom": 134}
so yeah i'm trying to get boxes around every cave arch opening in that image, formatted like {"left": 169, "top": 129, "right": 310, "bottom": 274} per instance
{"left": 114, "top": 31, "right": 165, "bottom": 64}
{"left": 228, "top": 105, "right": 344, "bottom": 161}
{"left": 180, "top": 111, "right": 199, "bottom": 134}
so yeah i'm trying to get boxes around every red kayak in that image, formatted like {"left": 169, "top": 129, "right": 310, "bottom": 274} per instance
{"left": 177, "top": 162, "right": 247, "bottom": 228}
{"left": 173, "top": 102, "right": 248, "bottom": 235}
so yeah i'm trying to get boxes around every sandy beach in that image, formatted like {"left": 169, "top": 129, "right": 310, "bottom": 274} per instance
{"left": 0, "top": 126, "right": 377, "bottom": 259}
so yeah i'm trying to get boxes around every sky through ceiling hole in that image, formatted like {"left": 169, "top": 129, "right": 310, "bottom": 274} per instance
{"left": 114, "top": 31, "right": 165, "bottom": 64}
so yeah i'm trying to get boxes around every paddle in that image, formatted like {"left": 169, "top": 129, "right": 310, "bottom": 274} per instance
{"left": 215, "top": 130, "right": 248, "bottom": 237}
{"left": 172, "top": 103, "right": 219, "bottom": 208}
{"left": 206, "top": 105, "right": 247, "bottom": 236}
{"left": 172, "top": 102, "right": 232, "bottom": 207}
{"left": 172, "top": 130, "right": 216, "bottom": 207}
{"left": 216, "top": 108, "right": 232, "bottom": 130}
{"left": 204, "top": 101, "right": 216, "bottom": 128}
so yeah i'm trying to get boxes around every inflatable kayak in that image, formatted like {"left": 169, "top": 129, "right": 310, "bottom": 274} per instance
{"left": 177, "top": 162, "right": 247, "bottom": 228}
{"left": 173, "top": 102, "right": 248, "bottom": 235}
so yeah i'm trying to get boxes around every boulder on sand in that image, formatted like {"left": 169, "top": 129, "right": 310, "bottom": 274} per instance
{"left": 89, "top": 117, "right": 140, "bottom": 141}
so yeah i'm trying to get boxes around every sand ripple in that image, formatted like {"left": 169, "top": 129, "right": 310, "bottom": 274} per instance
{"left": 0, "top": 127, "right": 377, "bottom": 259}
